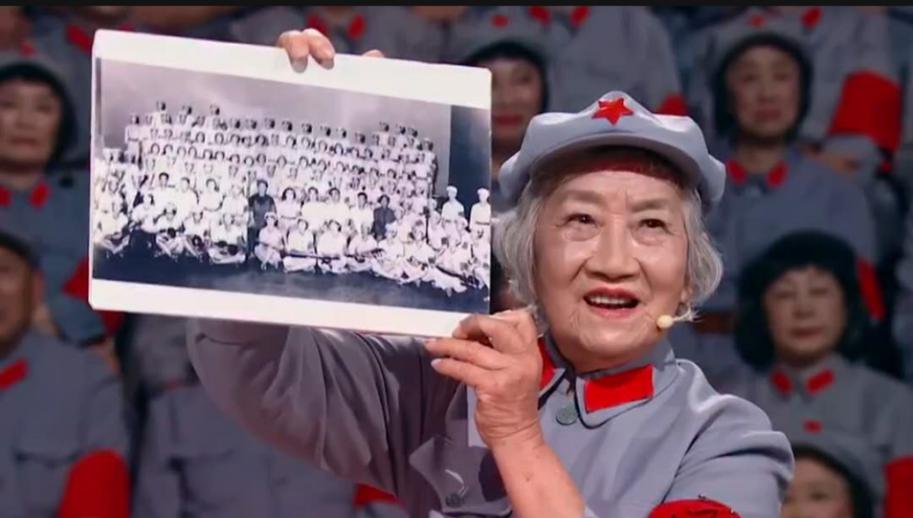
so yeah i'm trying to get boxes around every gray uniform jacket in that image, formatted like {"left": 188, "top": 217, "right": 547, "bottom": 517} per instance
{"left": 0, "top": 331, "right": 129, "bottom": 517}
{"left": 134, "top": 383, "right": 358, "bottom": 518}
{"left": 187, "top": 319, "right": 793, "bottom": 517}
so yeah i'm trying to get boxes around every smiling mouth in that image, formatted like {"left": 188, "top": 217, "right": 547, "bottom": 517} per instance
{"left": 584, "top": 292, "right": 641, "bottom": 318}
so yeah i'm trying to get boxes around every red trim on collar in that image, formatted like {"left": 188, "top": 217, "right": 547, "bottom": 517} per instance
{"left": 491, "top": 13, "right": 510, "bottom": 28}
{"left": 348, "top": 14, "right": 366, "bottom": 40}
{"left": 649, "top": 498, "right": 740, "bottom": 517}
{"left": 766, "top": 162, "right": 787, "bottom": 188}
{"left": 770, "top": 369, "right": 792, "bottom": 396}
{"left": 66, "top": 24, "right": 94, "bottom": 55}
{"left": 806, "top": 369, "right": 834, "bottom": 395}
{"left": 885, "top": 457, "right": 913, "bottom": 518}
{"left": 801, "top": 7, "right": 822, "bottom": 30}
{"left": 29, "top": 181, "right": 50, "bottom": 208}
{"left": 528, "top": 6, "right": 551, "bottom": 27}
{"left": 0, "top": 186, "right": 10, "bottom": 207}
{"left": 538, "top": 339, "right": 557, "bottom": 390}
{"left": 306, "top": 15, "right": 329, "bottom": 38}
{"left": 0, "top": 359, "right": 27, "bottom": 390}
{"left": 583, "top": 364, "right": 653, "bottom": 413}
{"left": 725, "top": 159, "right": 788, "bottom": 188}
{"left": 570, "top": 6, "right": 590, "bottom": 28}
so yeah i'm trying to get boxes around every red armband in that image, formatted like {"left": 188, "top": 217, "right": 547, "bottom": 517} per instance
{"left": 649, "top": 498, "right": 740, "bottom": 517}
{"left": 353, "top": 484, "right": 401, "bottom": 508}
{"left": 57, "top": 450, "right": 130, "bottom": 518}
{"left": 885, "top": 457, "right": 913, "bottom": 518}
{"left": 656, "top": 93, "right": 688, "bottom": 117}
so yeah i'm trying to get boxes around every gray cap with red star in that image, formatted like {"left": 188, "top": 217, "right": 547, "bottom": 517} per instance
{"left": 497, "top": 90, "right": 726, "bottom": 212}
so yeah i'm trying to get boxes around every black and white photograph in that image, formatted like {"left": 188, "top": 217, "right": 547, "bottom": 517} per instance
{"left": 88, "top": 30, "right": 491, "bottom": 337}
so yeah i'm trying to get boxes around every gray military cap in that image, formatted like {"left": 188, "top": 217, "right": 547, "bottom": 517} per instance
{"left": 444, "top": 6, "right": 552, "bottom": 65}
{"left": 497, "top": 90, "right": 726, "bottom": 211}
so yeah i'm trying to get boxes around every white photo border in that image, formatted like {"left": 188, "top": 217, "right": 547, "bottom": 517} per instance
{"left": 89, "top": 30, "right": 491, "bottom": 337}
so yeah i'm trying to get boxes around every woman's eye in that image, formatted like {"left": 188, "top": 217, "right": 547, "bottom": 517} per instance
{"left": 641, "top": 218, "right": 667, "bottom": 230}
{"left": 567, "top": 213, "right": 594, "bottom": 225}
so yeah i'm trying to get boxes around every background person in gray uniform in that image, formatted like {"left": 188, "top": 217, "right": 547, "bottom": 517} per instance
{"left": 894, "top": 209, "right": 913, "bottom": 384}
{"left": 728, "top": 232, "right": 913, "bottom": 518}
{"left": 668, "top": 18, "right": 881, "bottom": 390}
{"left": 131, "top": 315, "right": 359, "bottom": 518}
{"left": 187, "top": 30, "right": 792, "bottom": 518}
{"left": 0, "top": 223, "right": 130, "bottom": 517}
{"left": 444, "top": 6, "right": 551, "bottom": 215}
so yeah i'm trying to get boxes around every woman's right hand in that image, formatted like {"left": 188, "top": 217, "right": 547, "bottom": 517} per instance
{"left": 275, "top": 28, "right": 384, "bottom": 71}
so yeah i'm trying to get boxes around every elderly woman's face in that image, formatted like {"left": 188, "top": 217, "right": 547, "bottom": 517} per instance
{"left": 0, "top": 79, "right": 62, "bottom": 169}
{"left": 533, "top": 169, "right": 689, "bottom": 370}
{"left": 484, "top": 57, "right": 544, "bottom": 153}
{"left": 763, "top": 267, "right": 846, "bottom": 367}
{"left": 781, "top": 457, "right": 854, "bottom": 518}
{"left": 725, "top": 45, "right": 801, "bottom": 141}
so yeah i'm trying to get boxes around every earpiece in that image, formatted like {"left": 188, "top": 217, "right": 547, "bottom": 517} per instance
{"left": 656, "top": 314, "right": 675, "bottom": 330}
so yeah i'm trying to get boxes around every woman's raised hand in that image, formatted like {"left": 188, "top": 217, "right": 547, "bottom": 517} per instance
{"left": 275, "top": 28, "right": 384, "bottom": 71}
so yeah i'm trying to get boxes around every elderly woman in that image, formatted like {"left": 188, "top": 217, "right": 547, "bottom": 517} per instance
{"left": 726, "top": 231, "right": 913, "bottom": 518}
{"left": 188, "top": 30, "right": 791, "bottom": 517}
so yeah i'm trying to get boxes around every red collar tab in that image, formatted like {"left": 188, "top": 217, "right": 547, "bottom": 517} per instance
{"left": 570, "top": 6, "right": 590, "bottom": 28}
{"left": 538, "top": 338, "right": 562, "bottom": 392}
{"left": 0, "top": 186, "right": 10, "bottom": 207}
{"left": 30, "top": 182, "right": 50, "bottom": 208}
{"left": 725, "top": 159, "right": 788, "bottom": 188}
{"left": 0, "top": 359, "right": 28, "bottom": 390}
{"left": 749, "top": 13, "right": 768, "bottom": 27}
{"left": 582, "top": 365, "right": 654, "bottom": 413}
{"left": 348, "top": 14, "right": 365, "bottom": 40}
{"left": 306, "top": 15, "right": 329, "bottom": 38}
{"left": 770, "top": 367, "right": 835, "bottom": 396}
{"left": 491, "top": 13, "right": 510, "bottom": 28}
{"left": 306, "top": 13, "right": 366, "bottom": 40}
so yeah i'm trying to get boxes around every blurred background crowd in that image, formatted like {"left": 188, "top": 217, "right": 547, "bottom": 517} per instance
{"left": 1, "top": 5, "right": 913, "bottom": 518}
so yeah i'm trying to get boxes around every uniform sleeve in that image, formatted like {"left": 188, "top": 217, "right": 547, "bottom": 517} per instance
{"left": 58, "top": 352, "right": 131, "bottom": 518}
{"left": 186, "top": 319, "right": 456, "bottom": 495}
{"left": 660, "top": 394, "right": 794, "bottom": 518}
{"left": 882, "top": 385, "right": 913, "bottom": 518}
{"left": 638, "top": 10, "right": 687, "bottom": 116}
{"left": 827, "top": 11, "right": 902, "bottom": 155}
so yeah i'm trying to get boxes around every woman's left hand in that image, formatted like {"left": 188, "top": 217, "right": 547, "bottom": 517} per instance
{"left": 425, "top": 309, "right": 543, "bottom": 449}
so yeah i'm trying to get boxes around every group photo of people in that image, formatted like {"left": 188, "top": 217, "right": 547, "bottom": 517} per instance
{"left": 91, "top": 97, "right": 492, "bottom": 302}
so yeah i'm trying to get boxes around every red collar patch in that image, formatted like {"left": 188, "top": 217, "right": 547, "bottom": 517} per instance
{"left": 528, "top": 6, "right": 551, "bottom": 27}
{"left": 770, "top": 367, "right": 835, "bottom": 396}
{"left": 725, "top": 159, "right": 788, "bottom": 188}
{"left": 583, "top": 365, "right": 654, "bottom": 413}
{"left": 0, "top": 359, "right": 27, "bottom": 390}
{"left": 30, "top": 182, "right": 50, "bottom": 208}
{"left": 0, "top": 186, "right": 10, "bottom": 207}
{"left": 592, "top": 98, "right": 634, "bottom": 125}
{"left": 66, "top": 24, "right": 94, "bottom": 55}
{"left": 307, "top": 13, "right": 366, "bottom": 40}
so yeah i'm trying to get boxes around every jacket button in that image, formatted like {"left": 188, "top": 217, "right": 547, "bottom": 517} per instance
{"left": 445, "top": 492, "right": 464, "bottom": 508}
{"left": 556, "top": 404, "right": 578, "bottom": 426}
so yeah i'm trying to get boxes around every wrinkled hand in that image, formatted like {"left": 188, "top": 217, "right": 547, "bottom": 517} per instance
{"left": 275, "top": 28, "right": 384, "bottom": 71}
{"left": 425, "top": 309, "right": 543, "bottom": 449}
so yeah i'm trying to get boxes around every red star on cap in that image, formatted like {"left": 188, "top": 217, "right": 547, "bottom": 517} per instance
{"left": 592, "top": 98, "right": 634, "bottom": 125}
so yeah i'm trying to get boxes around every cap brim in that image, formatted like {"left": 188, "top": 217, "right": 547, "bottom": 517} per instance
{"left": 527, "top": 133, "right": 705, "bottom": 195}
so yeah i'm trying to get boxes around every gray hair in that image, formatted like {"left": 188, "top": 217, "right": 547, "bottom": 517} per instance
{"left": 493, "top": 171, "right": 723, "bottom": 322}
